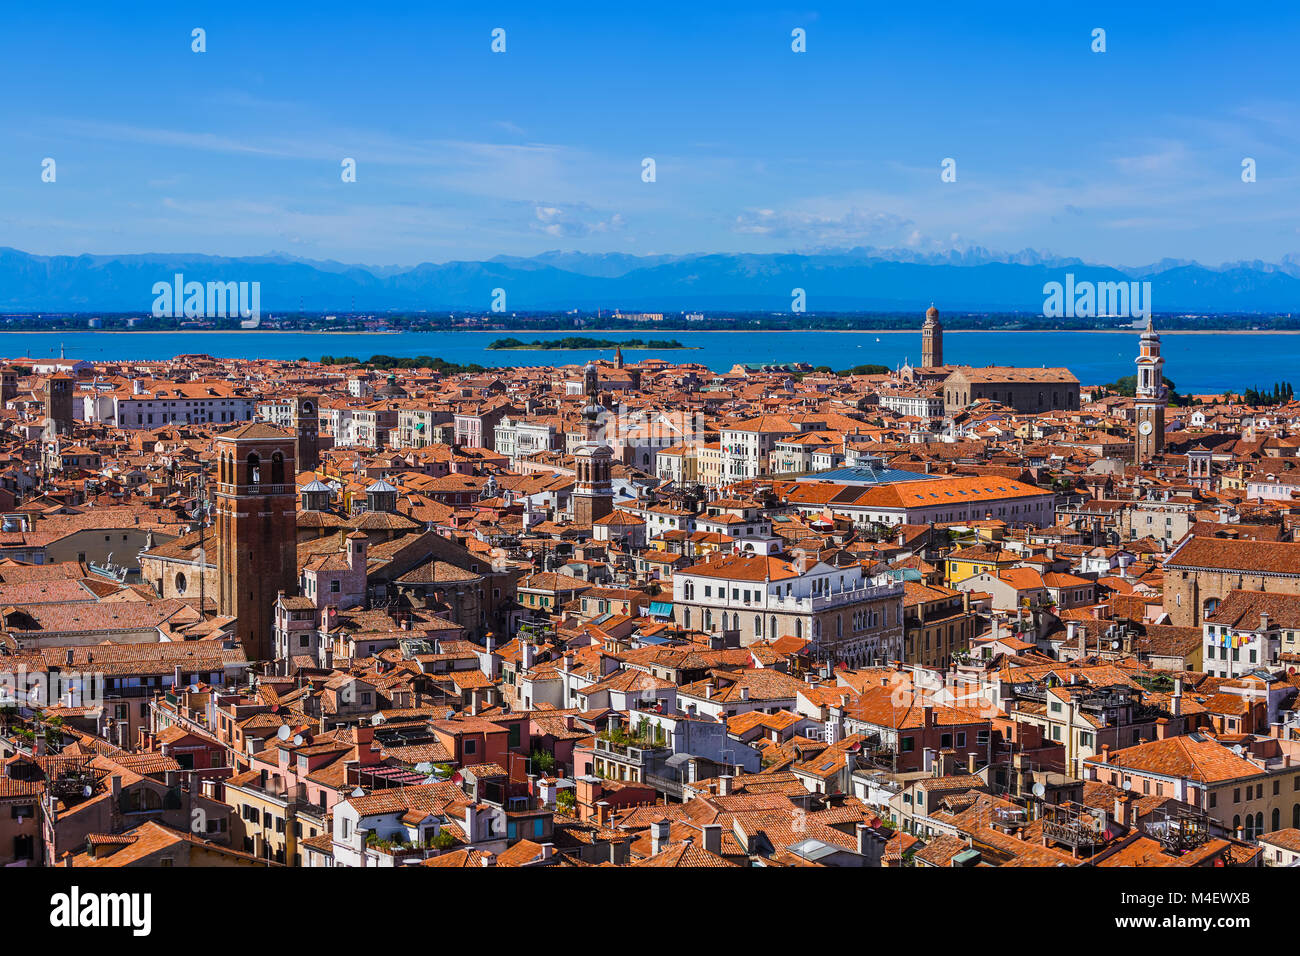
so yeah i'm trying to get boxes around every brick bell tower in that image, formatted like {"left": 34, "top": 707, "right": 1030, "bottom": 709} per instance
{"left": 921, "top": 303, "right": 943, "bottom": 368}
{"left": 44, "top": 373, "right": 74, "bottom": 436}
{"left": 573, "top": 362, "right": 613, "bottom": 527}
{"left": 214, "top": 423, "right": 298, "bottom": 661}
{"left": 1134, "top": 317, "right": 1167, "bottom": 464}
{"left": 292, "top": 396, "right": 320, "bottom": 472}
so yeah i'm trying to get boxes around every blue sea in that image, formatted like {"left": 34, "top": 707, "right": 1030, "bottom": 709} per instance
{"left": 0, "top": 329, "right": 1288, "bottom": 393}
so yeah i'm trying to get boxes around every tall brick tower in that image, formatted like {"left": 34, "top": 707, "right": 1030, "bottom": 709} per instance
{"left": 921, "top": 304, "right": 943, "bottom": 368}
{"left": 572, "top": 363, "right": 613, "bottom": 527}
{"left": 44, "top": 373, "right": 74, "bottom": 436}
{"left": 1, "top": 367, "right": 18, "bottom": 407}
{"left": 214, "top": 423, "right": 298, "bottom": 661}
{"left": 292, "top": 396, "right": 320, "bottom": 472}
{"left": 1134, "top": 317, "right": 1167, "bottom": 464}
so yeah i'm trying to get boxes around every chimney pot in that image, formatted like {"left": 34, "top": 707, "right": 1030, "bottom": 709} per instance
{"left": 650, "top": 819, "right": 671, "bottom": 855}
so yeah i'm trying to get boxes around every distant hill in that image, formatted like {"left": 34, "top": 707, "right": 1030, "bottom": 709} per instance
{"left": 1, "top": 246, "right": 1298, "bottom": 313}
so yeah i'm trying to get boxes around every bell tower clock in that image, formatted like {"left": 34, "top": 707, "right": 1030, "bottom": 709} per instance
{"left": 1134, "top": 318, "right": 1167, "bottom": 464}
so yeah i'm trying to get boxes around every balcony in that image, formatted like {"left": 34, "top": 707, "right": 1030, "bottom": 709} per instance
{"left": 593, "top": 735, "right": 666, "bottom": 764}
{"left": 768, "top": 581, "right": 903, "bottom": 612}
{"left": 215, "top": 482, "right": 297, "bottom": 497}
{"left": 643, "top": 770, "right": 686, "bottom": 799}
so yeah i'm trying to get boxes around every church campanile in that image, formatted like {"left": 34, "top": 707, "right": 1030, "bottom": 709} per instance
{"left": 572, "top": 363, "right": 613, "bottom": 527}
{"left": 1134, "top": 318, "right": 1167, "bottom": 463}
{"left": 215, "top": 423, "right": 298, "bottom": 661}
{"left": 922, "top": 304, "right": 943, "bottom": 368}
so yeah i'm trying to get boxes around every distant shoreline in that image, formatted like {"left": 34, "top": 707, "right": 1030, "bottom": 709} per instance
{"left": 488, "top": 345, "right": 700, "bottom": 351}
{"left": 0, "top": 329, "right": 399, "bottom": 335}
{"left": 1, "top": 326, "right": 1297, "bottom": 337}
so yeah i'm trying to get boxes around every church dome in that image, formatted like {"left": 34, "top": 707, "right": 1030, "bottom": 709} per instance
{"left": 925, "top": 304, "right": 940, "bottom": 321}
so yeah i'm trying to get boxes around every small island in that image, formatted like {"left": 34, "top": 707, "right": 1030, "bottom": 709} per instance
{"left": 486, "top": 336, "right": 693, "bottom": 350}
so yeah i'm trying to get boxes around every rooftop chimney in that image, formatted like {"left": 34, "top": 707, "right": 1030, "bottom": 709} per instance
{"left": 650, "top": 819, "right": 671, "bottom": 855}
{"left": 1114, "top": 793, "right": 1131, "bottom": 829}
{"left": 700, "top": 823, "right": 722, "bottom": 856}
{"left": 855, "top": 822, "right": 879, "bottom": 863}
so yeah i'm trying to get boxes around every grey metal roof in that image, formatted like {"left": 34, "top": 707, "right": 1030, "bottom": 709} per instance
{"left": 788, "top": 838, "right": 838, "bottom": 861}
{"left": 798, "top": 466, "right": 935, "bottom": 486}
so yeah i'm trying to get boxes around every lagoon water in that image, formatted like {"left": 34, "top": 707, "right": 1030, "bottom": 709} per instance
{"left": 0, "top": 328, "right": 1289, "bottom": 393}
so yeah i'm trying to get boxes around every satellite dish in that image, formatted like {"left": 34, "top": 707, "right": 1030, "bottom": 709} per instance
{"left": 1032, "top": 782, "right": 1046, "bottom": 799}
{"left": 277, "top": 725, "right": 291, "bottom": 741}
{"left": 351, "top": 787, "right": 365, "bottom": 798}
{"left": 83, "top": 785, "right": 93, "bottom": 798}
{"left": 292, "top": 734, "right": 304, "bottom": 746}
{"left": 1109, "top": 640, "right": 1120, "bottom": 650}
{"left": 414, "top": 762, "right": 433, "bottom": 775}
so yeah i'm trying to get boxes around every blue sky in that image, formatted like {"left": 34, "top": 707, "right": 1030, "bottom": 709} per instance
{"left": 3, "top": 1, "right": 1298, "bottom": 266}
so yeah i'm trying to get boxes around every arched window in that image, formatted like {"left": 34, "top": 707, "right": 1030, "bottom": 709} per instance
{"left": 1273, "top": 808, "right": 1281, "bottom": 832}
{"left": 770, "top": 615, "right": 777, "bottom": 637}
{"left": 683, "top": 608, "right": 691, "bottom": 629}
{"left": 246, "top": 453, "right": 261, "bottom": 484}
{"left": 271, "top": 451, "right": 285, "bottom": 485}
{"left": 795, "top": 620, "right": 803, "bottom": 639}
{"left": 755, "top": 615, "right": 762, "bottom": 637}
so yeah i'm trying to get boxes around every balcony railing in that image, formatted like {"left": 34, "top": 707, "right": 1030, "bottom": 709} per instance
{"left": 215, "top": 482, "right": 297, "bottom": 497}
{"left": 768, "top": 582, "right": 903, "bottom": 612}
{"left": 593, "top": 737, "right": 665, "bottom": 762}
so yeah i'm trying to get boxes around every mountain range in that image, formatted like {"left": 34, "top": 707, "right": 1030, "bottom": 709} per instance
{"left": 1, "top": 246, "right": 1298, "bottom": 314}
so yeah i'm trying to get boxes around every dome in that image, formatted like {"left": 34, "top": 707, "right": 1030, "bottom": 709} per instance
{"left": 925, "top": 304, "right": 940, "bottom": 320}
